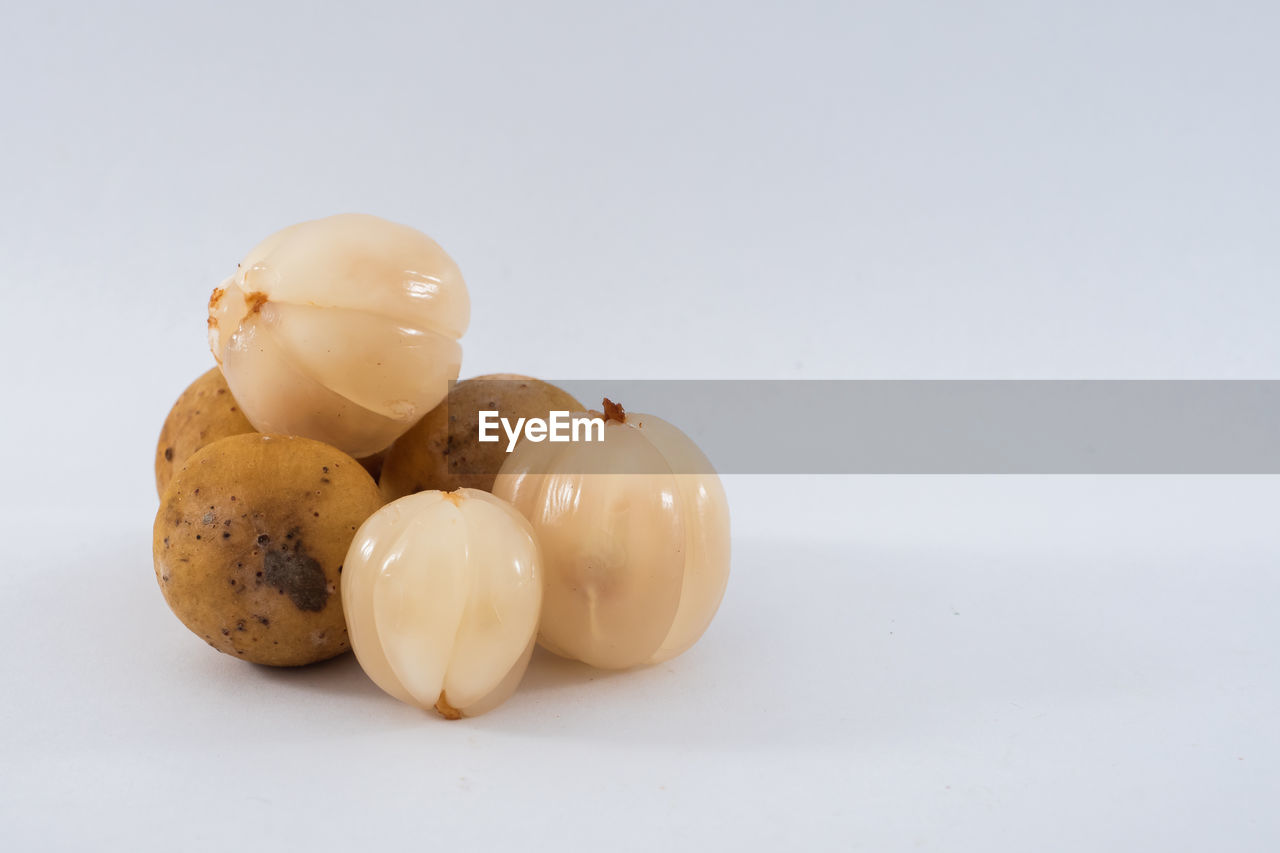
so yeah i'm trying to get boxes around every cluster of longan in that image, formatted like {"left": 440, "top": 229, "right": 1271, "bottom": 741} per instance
{"left": 153, "top": 214, "right": 730, "bottom": 718}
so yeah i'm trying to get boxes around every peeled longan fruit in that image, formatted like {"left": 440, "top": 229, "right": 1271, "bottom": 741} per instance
{"left": 343, "top": 489, "right": 543, "bottom": 718}
{"left": 153, "top": 433, "right": 384, "bottom": 666}
{"left": 493, "top": 400, "right": 731, "bottom": 670}
{"left": 207, "top": 214, "right": 470, "bottom": 459}
{"left": 379, "top": 374, "right": 583, "bottom": 500}
{"left": 155, "top": 367, "right": 254, "bottom": 497}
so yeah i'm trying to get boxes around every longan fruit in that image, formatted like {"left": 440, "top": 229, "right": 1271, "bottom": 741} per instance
{"left": 357, "top": 448, "right": 387, "bottom": 481}
{"left": 153, "top": 433, "right": 384, "bottom": 666}
{"left": 154, "top": 367, "right": 384, "bottom": 495}
{"left": 379, "top": 374, "right": 583, "bottom": 500}
{"left": 155, "top": 367, "right": 254, "bottom": 497}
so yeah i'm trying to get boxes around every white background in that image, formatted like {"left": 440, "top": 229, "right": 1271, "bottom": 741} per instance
{"left": 2, "top": 1, "right": 1277, "bottom": 850}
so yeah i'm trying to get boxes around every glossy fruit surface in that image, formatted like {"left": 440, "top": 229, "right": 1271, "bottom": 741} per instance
{"left": 342, "top": 489, "right": 542, "bottom": 717}
{"left": 493, "top": 402, "right": 730, "bottom": 669}
{"left": 208, "top": 214, "right": 469, "bottom": 458}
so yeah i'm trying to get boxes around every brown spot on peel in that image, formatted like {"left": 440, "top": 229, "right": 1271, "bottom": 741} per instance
{"left": 262, "top": 539, "right": 329, "bottom": 612}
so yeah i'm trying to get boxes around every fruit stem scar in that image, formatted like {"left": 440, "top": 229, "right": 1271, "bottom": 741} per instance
{"left": 602, "top": 398, "right": 626, "bottom": 424}
{"left": 435, "top": 693, "right": 462, "bottom": 720}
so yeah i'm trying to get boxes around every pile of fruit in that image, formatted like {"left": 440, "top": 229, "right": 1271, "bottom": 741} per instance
{"left": 152, "top": 214, "right": 730, "bottom": 718}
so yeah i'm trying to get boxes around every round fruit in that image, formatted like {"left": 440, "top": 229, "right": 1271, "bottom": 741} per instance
{"left": 154, "top": 367, "right": 254, "bottom": 497}
{"left": 207, "top": 213, "right": 470, "bottom": 458}
{"left": 379, "top": 374, "right": 582, "bottom": 500}
{"left": 343, "top": 488, "right": 543, "bottom": 718}
{"left": 493, "top": 400, "right": 731, "bottom": 669}
{"left": 153, "top": 433, "right": 384, "bottom": 666}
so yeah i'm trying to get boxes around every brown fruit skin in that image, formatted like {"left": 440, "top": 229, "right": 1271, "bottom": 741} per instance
{"left": 357, "top": 448, "right": 387, "bottom": 481}
{"left": 155, "top": 367, "right": 255, "bottom": 497}
{"left": 379, "top": 374, "right": 583, "bottom": 500}
{"left": 153, "top": 433, "right": 384, "bottom": 666}
{"left": 155, "top": 367, "right": 384, "bottom": 496}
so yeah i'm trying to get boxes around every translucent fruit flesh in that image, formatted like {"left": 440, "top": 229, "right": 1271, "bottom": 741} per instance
{"left": 342, "top": 489, "right": 542, "bottom": 717}
{"left": 208, "top": 214, "right": 470, "bottom": 458}
{"left": 493, "top": 410, "right": 731, "bottom": 669}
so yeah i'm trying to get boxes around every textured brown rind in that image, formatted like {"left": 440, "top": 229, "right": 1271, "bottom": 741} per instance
{"left": 379, "top": 374, "right": 583, "bottom": 500}
{"left": 154, "top": 367, "right": 256, "bottom": 497}
{"left": 152, "top": 433, "right": 384, "bottom": 666}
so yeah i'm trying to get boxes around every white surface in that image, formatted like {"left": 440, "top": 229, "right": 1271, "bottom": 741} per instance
{"left": 2, "top": 1, "right": 1278, "bottom": 850}
{"left": 3, "top": 478, "right": 1279, "bottom": 851}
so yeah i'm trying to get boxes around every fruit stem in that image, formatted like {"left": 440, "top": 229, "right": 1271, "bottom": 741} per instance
{"left": 602, "top": 398, "right": 626, "bottom": 424}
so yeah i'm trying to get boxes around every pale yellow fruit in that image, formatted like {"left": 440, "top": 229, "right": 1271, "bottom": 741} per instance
{"left": 493, "top": 401, "right": 730, "bottom": 669}
{"left": 342, "top": 489, "right": 542, "bottom": 718}
{"left": 208, "top": 214, "right": 470, "bottom": 458}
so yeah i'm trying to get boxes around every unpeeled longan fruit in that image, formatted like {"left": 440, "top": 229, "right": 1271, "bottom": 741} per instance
{"left": 379, "top": 374, "right": 583, "bottom": 500}
{"left": 155, "top": 367, "right": 255, "bottom": 496}
{"left": 155, "top": 367, "right": 386, "bottom": 495}
{"left": 153, "top": 433, "right": 384, "bottom": 666}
